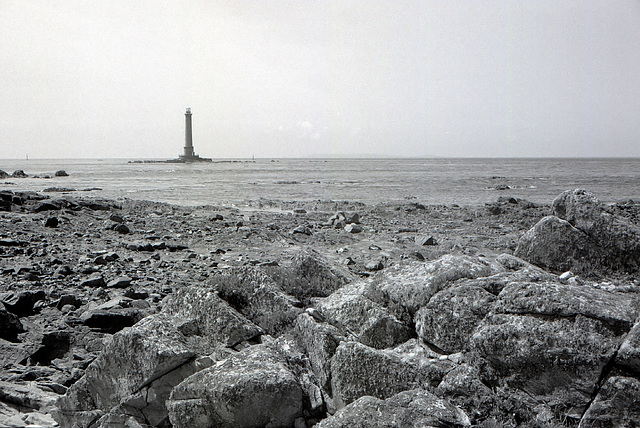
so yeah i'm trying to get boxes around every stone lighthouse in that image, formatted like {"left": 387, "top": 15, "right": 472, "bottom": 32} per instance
{"left": 177, "top": 108, "right": 211, "bottom": 162}
{"left": 183, "top": 107, "right": 194, "bottom": 158}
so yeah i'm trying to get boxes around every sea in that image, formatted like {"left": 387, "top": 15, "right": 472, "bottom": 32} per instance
{"left": 0, "top": 158, "right": 639, "bottom": 208}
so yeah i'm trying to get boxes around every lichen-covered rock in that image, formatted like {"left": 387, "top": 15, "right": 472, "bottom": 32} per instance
{"left": 436, "top": 363, "right": 495, "bottom": 423}
{"left": 578, "top": 376, "right": 640, "bottom": 428}
{"left": 211, "top": 267, "right": 303, "bottom": 335}
{"left": 514, "top": 215, "right": 599, "bottom": 273}
{"left": 415, "top": 284, "right": 496, "bottom": 353}
{"left": 470, "top": 281, "right": 638, "bottom": 423}
{"left": 163, "top": 285, "right": 263, "bottom": 348}
{"left": 167, "top": 344, "right": 304, "bottom": 428}
{"left": 492, "top": 254, "right": 556, "bottom": 284}
{"left": 315, "top": 280, "right": 412, "bottom": 349}
{"left": 552, "top": 189, "right": 604, "bottom": 231}
{"left": 283, "top": 249, "right": 352, "bottom": 299}
{"left": 54, "top": 314, "right": 198, "bottom": 428}
{"left": 518, "top": 189, "right": 640, "bottom": 273}
{"left": 315, "top": 389, "right": 470, "bottom": 428}
{"left": 495, "top": 281, "right": 639, "bottom": 330}
{"left": 293, "top": 313, "right": 346, "bottom": 392}
{"left": 377, "top": 255, "right": 496, "bottom": 314}
{"left": 616, "top": 318, "right": 640, "bottom": 374}
{"left": 330, "top": 340, "right": 454, "bottom": 408}
{"left": 473, "top": 313, "right": 618, "bottom": 421}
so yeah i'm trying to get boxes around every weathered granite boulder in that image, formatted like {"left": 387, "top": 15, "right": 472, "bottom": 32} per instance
{"left": 494, "top": 281, "right": 639, "bottom": 329}
{"left": 315, "top": 280, "right": 412, "bottom": 350}
{"left": 552, "top": 188, "right": 605, "bottom": 232}
{"left": 167, "top": 344, "right": 304, "bottom": 428}
{"left": 315, "top": 389, "right": 470, "bottom": 428}
{"left": 578, "top": 376, "right": 640, "bottom": 428}
{"left": 616, "top": 318, "right": 640, "bottom": 374}
{"left": 330, "top": 340, "right": 455, "bottom": 408}
{"left": 517, "top": 190, "right": 640, "bottom": 273}
{"left": 514, "top": 215, "right": 599, "bottom": 272}
{"left": 163, "top": 285, "right": 263, "bottom": 349}
{"left": 282, "top": 249, "right": 352, "bottom": 300}
{"left": 377, "top": 255, "right": 496, "bottom": 314}
{"left": 212, "top": 267, "right": 303, "bottom": 335}
{"left": 293, "top": 313, "right": 345, "bottom": 392}
{"left": 436, "top": 363, "right": 496, "bottom": 423}
{"left": 471, "top": 281, "right": 640, "bottom": 423}
{"left": 54, "top": 314, "right": 198, "bottom": 428}
{"left": 415, "top": 283, "right": 497, "bottom": 354}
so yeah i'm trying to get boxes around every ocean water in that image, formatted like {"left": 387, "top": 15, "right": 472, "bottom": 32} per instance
{"left": 0, "top": 158, "right": 639, "bottom": 207}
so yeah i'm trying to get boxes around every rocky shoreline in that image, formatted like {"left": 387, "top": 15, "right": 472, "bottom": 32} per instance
{"left": 1, "top": 188, "right": 640, "bottom": 427}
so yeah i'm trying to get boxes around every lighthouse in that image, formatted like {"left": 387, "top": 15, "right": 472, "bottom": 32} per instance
{"left": 177, "top": 108, "right": 212, "bottom": 162}
{"left": 183, "top": 107, "right": 194, "bottom": 158}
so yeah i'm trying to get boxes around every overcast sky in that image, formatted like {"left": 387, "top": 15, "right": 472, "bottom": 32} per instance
{"left": 1, "top": 1, "right": 639, "bottom": 159}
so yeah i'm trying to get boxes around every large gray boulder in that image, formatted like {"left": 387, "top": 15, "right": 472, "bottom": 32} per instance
{"left": 167, "top": 344, "right": 304, "bottom": 428}
{"left": 552, "top": 188, "right": 604, "bottom": 231}
{"left": 211, "top": 267, "right": 303, "bottom": 336}
{"left": 315, "top": 389, "right": 470, "bottom": 428}
{"left": 283, "top": 249, "right": 352, "bottom": 300}
{"left": 514, "top": 215, "right": 599, "bottom": 272}
{"left": 415, "top": 283, "right": 496, "bottom": 354}
{"left": 54, "top": 314, "right": 198, "bottom": 428}
{"left": 315, "top": 280, "right": 412, "bottom": 350}
{"left": 578, "top": 376, "right": 640, "bottom": 428}
{"left": 436, "top": 363, "right": 496, "bottom": 423}
{"left": 330, "top": 340, "right": 454, "bottom": 408}
{"left": 293, "top": 313, "right": 346, "bottom": 392}
{"left": 517, "top": 190, "right": 640, "bottom": 273}
{"left": 377, "top": 255, "right": 496, "bottom": 314}
{"left": 163, "top": 285, "right": 263, "bottom": 349}
{"left": 471, "top": 281, "right": 639, "bottom": 423}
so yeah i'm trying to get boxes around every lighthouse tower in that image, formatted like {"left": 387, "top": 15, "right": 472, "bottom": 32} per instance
{"left": 183, "top": 107, "right": 195, "bottom": 158}
{"left": 175, "top": 108, "right": 211, "bottom": 162}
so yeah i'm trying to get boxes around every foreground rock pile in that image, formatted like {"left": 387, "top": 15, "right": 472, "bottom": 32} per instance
{"left": 1, "top": 188, "right": 639, "bottom": 427}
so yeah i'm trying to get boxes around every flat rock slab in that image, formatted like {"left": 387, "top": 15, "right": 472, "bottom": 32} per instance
{"left": 378, "top": 255, "right": 496, "bottom": 314}
{"left": 316, "top": 388, "right": 470, "bottom": 428}
{"left": 495, "top": 281, "right": 640, "bottom": 331}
